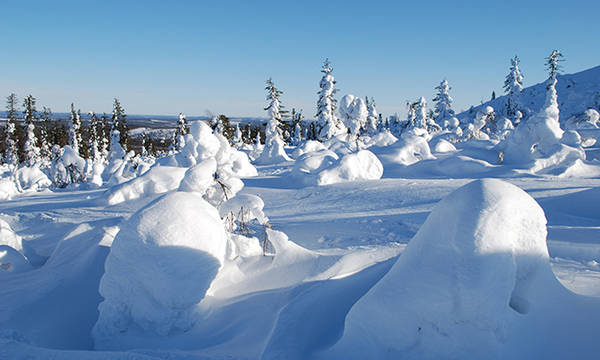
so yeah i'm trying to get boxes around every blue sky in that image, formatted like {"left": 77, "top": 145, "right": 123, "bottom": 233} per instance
{"left": 2, "top": 0, "right": 599, "bottom": 118}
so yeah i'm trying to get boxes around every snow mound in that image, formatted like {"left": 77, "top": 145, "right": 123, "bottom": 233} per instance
{"left": 430, "top": 138, "right": 457, "bottom": 153}
{"left": 219, "top": 193, "right": 268, "bottom": 225}
{"left": 0, "top": 218, "right": 23, "bottom": 252}
{"left": 94, "top": 192, "right": 228, "bottom": 349}
{"left": 0, "top": 245, "right": 32, "bottom": 273}
{"left": 0, "top": 177, "right": 19, "bottom": 200}
{"left": 362, "top": 130, "right": 398, "bottom": 148}
{"left": 105, "top": 166, "right": 188, "bottom": 205}
{"left": 382, "top": 131, "right": 435, "bottom": 165}
{"left": 177, "top": 158, "right": 217, "bottom": 194}
{"left": 294, "top": 150, "right": 339, "bottom": 175}
{"left": 15, "top": 166, "right": 51, "bottom": 191}
{"left": 331, "top": 179, "right": 555, "bottom": 358}
{"left": 292, "top": 140, "right": 328, "bottom": 158}
{"left": 318, "top": 150, "right": 383, "bottom": 185}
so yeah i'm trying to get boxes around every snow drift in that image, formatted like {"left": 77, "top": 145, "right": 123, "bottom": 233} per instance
{"left": 329, "top": 178, "right": 600, "bottom": 359}
{"left": 93, "top": 191, "right": 228, "bottom": 349}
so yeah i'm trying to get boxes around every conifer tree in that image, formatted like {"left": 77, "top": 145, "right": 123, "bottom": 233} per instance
{"left": 89, "top": 112, "right": 103, "bottom": 161}
{"left": 290, "top": 108, "right": 304, "bottom": 144}
{"left": 22, "top": 95, "right": 40, "bottom": 166}
{"left": 316, "top": 59, "right": 345, "bottom": 140}
{"left": 173, "top": 113, "right": 189, "bottom": 151}
{"left": 4, "top": 94, "right": 20, "bottom": 165}
{"left": 433, "top": 80, "right": 456, "bottom": 129}
{"left": 365, "top": 97, "right": 379, "bottom": 135}
{"left": 264, "top": 78, "right": 288, "bottom": 137}
{"left": 69, "top": 103, "right": 83, "bottom": 155}
{"left": 112, "top": 98, "right": 129, "bottom": 150}
{"left": 503, "top": 56, "right": 524, "bottom": 121}
{"left": 39, "top": 107, "right": 52, "bottom": 161}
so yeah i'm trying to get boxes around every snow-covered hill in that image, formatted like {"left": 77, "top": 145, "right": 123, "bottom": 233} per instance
{"left": 457, "top": 65, "right": 600, "bottom": 124}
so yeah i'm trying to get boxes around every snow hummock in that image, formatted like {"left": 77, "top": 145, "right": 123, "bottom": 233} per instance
{"left": 381, "top": 130, "right": 435, "bottom": 166}
{"left": 94, "top": 192, "right": 227, "bottom": 349}
{"left": 329, "top": 179, "right": 599, "bottom": 359}
{"left": 317, "top": 150, "right": 383, "bottom": 185}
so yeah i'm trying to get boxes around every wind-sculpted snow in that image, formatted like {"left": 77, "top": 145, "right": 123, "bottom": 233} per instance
{"left": 317, "top": 150, "right": 383, "bottom": 185}
{"left": 328, "top": 179, "right": 600, "bottom": 359}
{"left": 94, "top": 192, "right": 227, "bottom": 349}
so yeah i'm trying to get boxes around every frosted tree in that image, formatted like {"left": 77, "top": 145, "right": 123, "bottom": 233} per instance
{"left": 433, "top": 80, "right": 456, "bottom": 129}
{"left": 89, "top": 112, "right": 103, "bottom": 162}
{"left": 173, "top": 113, "right": 189, "bottom": 151}
{"left": 365, "top": 97, "right": 379, "bottom": 135}
{"left": 503, "top": 56, "right": 524, "bottom": 122}
{"left": 100, "top": 113, "right": 110, "bottom": 158}
{"left": 112, "top": 98, "right": 129, "bottom": 150}
{"left": 339, "top": 94, "right": 368, "bottom": 144}
{"left": 39, "top": 107, "right": 52, "bottom": 161}
{"left": 4, "top": 94, "right": 20, "bottom": 166}
{"left": 23, "top": 95, "right": 40, "bottom": 166}
{"left": 256, "top": 78, "right": 291, "bottom": 163}
{"left": 69, "top": 103, "right": 82, "bottom": 155}
{"left": 316, "top": 59, "right": 345, "bottom": 140}
{"left": 290, "top": 108, "right": 304, "bottom": 145}
{"left": 233, "top": 123, "right": 244, "bottom": 148}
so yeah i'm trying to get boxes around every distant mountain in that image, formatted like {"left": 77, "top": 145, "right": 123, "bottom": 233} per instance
{"left": 457, "top": 65, "right": 600, "bottom": 124}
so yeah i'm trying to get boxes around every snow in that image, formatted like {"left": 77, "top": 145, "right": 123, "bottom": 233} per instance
{"left": 328, "top": 179, "right": 599, "bottom": 359}
{"left": 317, "top": 150, "right": 383, "bottom": 185}
{"left": 2, "top": 64, "right": 600, "bottom": 359}
{"left": 94, "top": 191, "right": 228, "bottom": 349}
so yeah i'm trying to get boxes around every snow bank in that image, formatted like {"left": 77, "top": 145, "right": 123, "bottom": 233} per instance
{"left": 317, "top": 150, "right": 383, "bottom": 185}
{"left": 94, "top": 192, "right": 228, "bottom": 349}
{"left": 330, "top": 179, "right": 558, "bottom": 359}
{"left": 105, "top": 166, "right": 188, "bottom": 205}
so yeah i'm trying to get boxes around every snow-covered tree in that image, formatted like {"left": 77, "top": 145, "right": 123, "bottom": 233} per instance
{"left": 411, "top": 97, "right": 440, "bottom": 133}
{"left": 503, "top": 56, "right": 524, "bottom": 121}
{"left": 546, "top": 49, "right": 564, "bottom": 80}
{"left": 4, "top": 94, "right": 20, "bottom": 166}
{"left": 339, "top": 94, "right": 368, "bottom": 140}
{"left": 365, "top": 97, "right": 379, "bottom": 135}
{"left": 112, "top": 98, "right": 128, "bottom": 150}
{"left": 22, "top": 95, "right": 40, "bottom": 166}
{"left": 316, "top": 59, "right": 345, "bottom": 140}
{"left": 89, "top": 112, "right": 103, "bottom": 162}
{"left": 69, "top": 103, "right": 82, "bottom": 155}
{"left": 255, "top": 78, "right": 291, "bottom": 164}
{"left": 173, "top": 113, "right": 189, "bottom": 151}
{"left": 433, "top": 80, "right": 456, "bottom": 129}
{"left": 39, "top": 107, "right": 52, "bottom": 161}
{"left": 233, "top": 124, "right": 244, "bottom": 148}
{"left": 290, "top": 108, "right": 304, "bottom": 145}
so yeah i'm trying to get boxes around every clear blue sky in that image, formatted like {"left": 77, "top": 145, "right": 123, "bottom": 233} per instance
{"left": 2, "top": 0, "right": 599, "bottom": 119}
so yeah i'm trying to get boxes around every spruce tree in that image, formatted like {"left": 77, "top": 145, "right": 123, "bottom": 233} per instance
{"left": 433, "top": 80, "right": 456, "bottom": 129}
{"left": 503, "top": 56, "right": 524, "bottom": 121}
{"left": 39, "top": 107, "right": 52, "bottom": 161}
{"left": 264, "top": 78, "right": 288, "bottom": 137}
{"left": 112, "top": 98, "right": 129, "bottom": 151}
{"left": 365, "top": 97, "right": 379, "bottom": 135}
{"left": 22, "top": 95, "right": 40, "bottom": 166}
{"left": 173, "top": 113, "right": 188, "bottom": 151}
{"left": 89, "top": 112, "right": 103, "bottom": 161}
{"left": 4, "top": 94, "right": 20, "bottom": 165}
{"left": 68, "top": 103, "right": 83, "bottom": 155}
{"left": 316, "top": 58, "right": 345, "bottom": 140}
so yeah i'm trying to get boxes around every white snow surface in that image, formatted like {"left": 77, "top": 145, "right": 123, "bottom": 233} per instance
{"left": 94, "top": 191, "right": 228, "bottom": 349}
